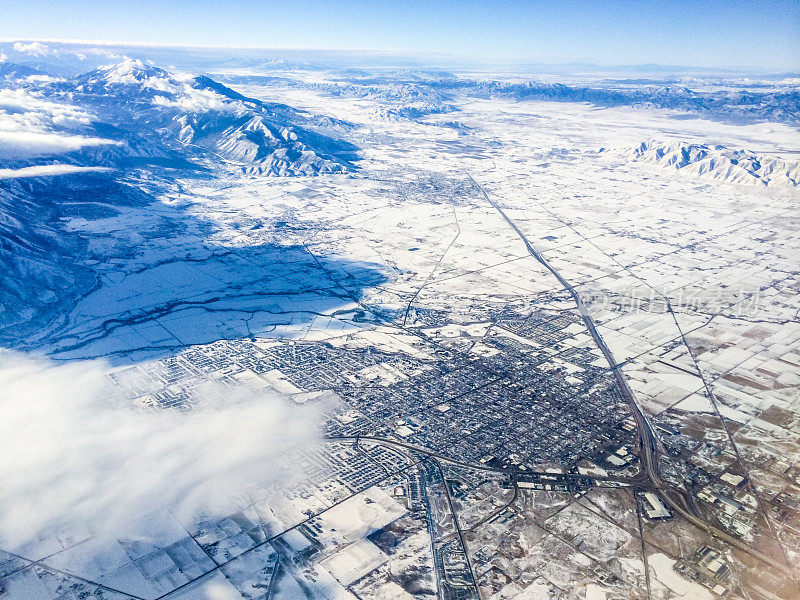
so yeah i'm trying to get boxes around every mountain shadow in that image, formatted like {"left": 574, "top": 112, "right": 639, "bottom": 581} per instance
{"left": 0, "top": 168, "right": 388, "bottom": 364}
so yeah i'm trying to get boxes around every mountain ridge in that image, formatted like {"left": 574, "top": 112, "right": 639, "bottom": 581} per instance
{"left": 26, "top": 59, "right": 361, "bottom": 177}
{"left": 605, "top": 141, "right": 800, "bottom": 187}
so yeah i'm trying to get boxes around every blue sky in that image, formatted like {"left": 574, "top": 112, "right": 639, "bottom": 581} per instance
{"left": 2, "top": 0, "right": 798, "bottom": 70}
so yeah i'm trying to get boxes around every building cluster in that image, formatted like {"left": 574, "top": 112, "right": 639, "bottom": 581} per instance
{"left": 674, "top": 546, "right": 732, "bottom": 597}
{"left": 105, "top": 304, "right": 643, "bottom": 477}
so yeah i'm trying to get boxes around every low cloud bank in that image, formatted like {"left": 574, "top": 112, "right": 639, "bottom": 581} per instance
{"left": 0, "top": 131, "right": 119, "bottom": 158}
{"left": 0, "top": 88, "right": 118, "bottom": 158}
{"left": 12, "top": 41, "right": 56, "bottom": 57}
{"left": 0, "top": 164, "right": 114, "bottom": 179}
{"left": 0, "top": 352, "right": 319, "bottom": 548}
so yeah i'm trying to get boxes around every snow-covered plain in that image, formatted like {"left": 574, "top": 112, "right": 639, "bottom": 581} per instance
{"left": 0, "top": 51, "right": 798, "bottom": 600}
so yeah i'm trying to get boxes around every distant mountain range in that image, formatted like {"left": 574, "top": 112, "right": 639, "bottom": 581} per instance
{"left": 421, "top": 80, "right": 800, "bottom": 127}
{"left": 221, "top": 70, "right": 800, "bottom": 127}
{"left": 0, "top": 62, "right": 41, "bottom": 79}
{"left": 489, "top": 82, "right": 800, "bottom": 126}
{"left": 606, "top": 141, "right": 800, "bottom": 187}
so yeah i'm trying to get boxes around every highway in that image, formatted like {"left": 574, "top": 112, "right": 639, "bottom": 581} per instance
{"left": 467, "top": 174, "right": 798, "bottom": 581}
{"left": 432, "top": 459, "right": 481, "bottom": 599}
{"left": 325, "top": 434, "right": 638, "bottom": 485}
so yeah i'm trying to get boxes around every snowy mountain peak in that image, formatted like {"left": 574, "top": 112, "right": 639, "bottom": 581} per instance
{"left": 93, "top": 58, "right": 169, "bottom": 84}
{"left": 73, "top": 59, "right": 177, "bottom": 94}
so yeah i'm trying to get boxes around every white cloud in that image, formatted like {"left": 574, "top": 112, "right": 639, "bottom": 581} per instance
{"left": 12, "top": 41, "right": 56, "bottom": 57}
{"left": 90, "top": 47, "right": 120, "bottom": 57}
{"left": 0, "top": 88, "right": 92, "bottom": 124}
{"left": 0, "top": 52, "right": 7, "bottom": 63}
{"left": 24, "top": 74, "right": 64, "bottom": 83}
{"left": 0, "top": 130, "right": 119, "bottom": 158}
{"left": 0, "top": 89, "right": 119, "bottom": 158}
{"left": 0, "top": 164, "right": 114, "bottom": 179}
{"left": 153, "top": 86, "right": 237, "bottom": 113}
{"left": 6, "top": 43, "right": 118, "bottom": 61}
{"left": 0, "top": 352, "right": 320, "bottom": 548}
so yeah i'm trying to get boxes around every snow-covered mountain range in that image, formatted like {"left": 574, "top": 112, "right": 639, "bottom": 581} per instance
{"left": 427, "top": 80, "right": 800, "bottom": 127}
{"left": 60, "top": 59, "right": 359, "bottom": 175}
{"left": 223, "top": 70, "right": 800, "bottom": 127}
{"left": 606, "top": 141, "right": 800, "bottom": 187}
{"left": 0, "top": 59, "right": 358, "bottom": 176}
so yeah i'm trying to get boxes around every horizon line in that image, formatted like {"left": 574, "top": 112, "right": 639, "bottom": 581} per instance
{"left": 1, "top": 37, "right": 795, "bottom": 75}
